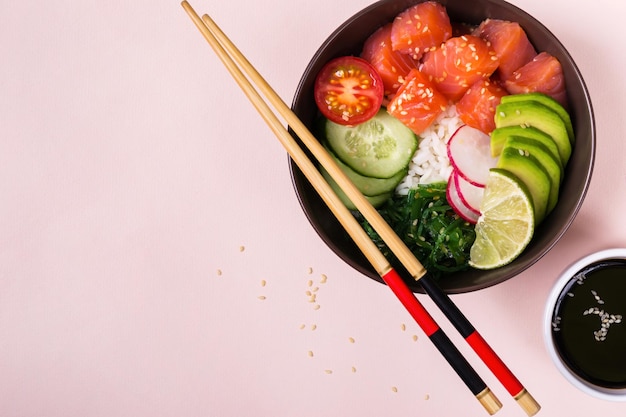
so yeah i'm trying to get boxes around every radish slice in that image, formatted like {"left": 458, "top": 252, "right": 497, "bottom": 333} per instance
{"left": 446, "top": 170, "right": 480, "bottom": 224}
{"left": 454, "top": 171, "right": 483, "bottom": 214}
{"left": 447, "top": 125, "right": 498, "bottom": 186}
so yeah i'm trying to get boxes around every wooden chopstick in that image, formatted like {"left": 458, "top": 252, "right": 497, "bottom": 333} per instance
{"left": 180, "top": 1, "right": 498, "bottom": 413}
{"left": 181, "top": 2, "right": 538, "bottom": 415}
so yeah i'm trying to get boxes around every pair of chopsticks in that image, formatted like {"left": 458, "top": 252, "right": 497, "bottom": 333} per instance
{"left": 181, "top": 1, "right": 539, "bottom": 415}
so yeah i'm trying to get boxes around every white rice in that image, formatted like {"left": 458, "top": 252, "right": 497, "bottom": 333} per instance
{"left": 396, "top": 105, "right": 464, "bottom": 195}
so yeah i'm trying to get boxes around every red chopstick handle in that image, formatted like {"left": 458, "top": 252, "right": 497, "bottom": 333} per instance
{"left": 466, "top": 331, "right": 524, "bottom": 396}
{"left": 382, "top": 269, "right": 438, "bottom": 336}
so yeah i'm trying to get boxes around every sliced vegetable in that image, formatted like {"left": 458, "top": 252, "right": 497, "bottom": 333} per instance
{"left": 361, "top": 23, "right": 419, "bottom": 97}
{"left": 325, "top": 146, "right": 406, "bottom": 196}
{"left": 503, "top": 136, "right": 562, "bottom": 214}
{"left": 314, "top": 56, "right": 384, "bottom": 126}
{"left": 387, "top": 68, "right": 448, "bottom": 135}
{"left": 420, "top": 35, "right": 500, "bottom": 101}
{"left": 494, "top": 100, "right": 572, "bottom": 165}
{"left": 390, "top": 1, "right": 452, "bottom": 60}
{"left": 324, "top": 109, "right": 418, "bottom": 179}
{"left": 469, "top": 169, "right": 535, "bottom": 270}
{"left": 320, "top": 167, "right": 391, "bottom": 210}
{"left": 447, "top": 125, "right": 498, "bottom": 186}
{"left": 454, "top": 170, "right": 484, "bottom": 214}
{"left": 500, "top": 92, "right": 574, "bottom": 143}
{"left": 490, "top": 125, "right": 562, "bottom": 167}
{"left": 496, "top": 147, "right": 551, "bottom": 223}
{"left": 447, "top": 171, "right": 480, "bottom": 224}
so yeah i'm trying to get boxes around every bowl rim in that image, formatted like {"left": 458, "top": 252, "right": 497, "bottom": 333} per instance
{"left": 543, "top": 248, "right": 626, "bottom": 401}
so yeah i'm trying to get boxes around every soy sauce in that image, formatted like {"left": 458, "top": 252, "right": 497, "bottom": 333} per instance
{"left": 551, "top": 259, "right": 626, "bottom": 388}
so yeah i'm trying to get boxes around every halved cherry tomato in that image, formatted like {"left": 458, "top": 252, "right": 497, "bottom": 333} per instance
{"left": 314, "top": 56, "right": 384, "bottom": 126}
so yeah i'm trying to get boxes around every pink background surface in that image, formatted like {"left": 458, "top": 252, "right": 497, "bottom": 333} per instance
{"left": 2, "top": 0, "right": 626, "bottom": 416}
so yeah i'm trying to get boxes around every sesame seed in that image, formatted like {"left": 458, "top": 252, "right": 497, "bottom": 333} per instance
{"left": 257, "top": 295, "right": 266, "bottom": 300}
{"left": 314, "top": 304, "right": 321, "bottom": 310}
{"left": 401, "top": 323, "right": 406, "bottom": 331}
{"left": 324, "top": 369, "right": 333, "bottom": 374}
{"left": 307, "top": 267, "right": 313, "bottom": 274}
{"left": 308, "top": 350, "right": 314, "bottom": 357}
{"left": 351, "top": 366, "right": 357, "bottom": 373}
{"left": 260, "top": 279, "right": 266, "bottom": 287}
{"left": 311, "top": 324, "right": 317, "bottom": 331}
{"left": 239, "top": 246, "right": 245, "bottom": 252}
{"left": 321, "top": 274, "right": 327, "bottom": 283}
{"left": 392, "top": 386, "right": 398, "bottom": 393}
{"left": 216, "top": 269, "right": 222, "bottom": 276}
{"left": 348, "top": 337, "right": 355, "bottom": 344}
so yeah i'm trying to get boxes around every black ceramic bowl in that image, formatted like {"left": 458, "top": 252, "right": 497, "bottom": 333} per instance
{"left": 289, "top": 0, "right": 595, "bottom": 293}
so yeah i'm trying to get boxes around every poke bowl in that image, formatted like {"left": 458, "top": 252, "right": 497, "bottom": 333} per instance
{"left": 289, "top": 0, "right": 595, "bottom": 293}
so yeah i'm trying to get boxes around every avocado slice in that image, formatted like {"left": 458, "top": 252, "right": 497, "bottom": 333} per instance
{"left": 497, "top": 147, "right": 552, "bottom": 224}
{"left": 504, "top": 136, "right": 562, "bottom": 215}
{"left": 495, "top": 101, "right": 572, "bottom": 166}
{"left": 500, "top": 93, "right": 574, "bottom": 144}
{"left": 490, "top": 125, "right": 563, "bottom": 172}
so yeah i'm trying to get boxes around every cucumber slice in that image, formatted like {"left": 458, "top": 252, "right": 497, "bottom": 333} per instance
{"left": 324, "top": 109, "right": 417, "bottom": 179}
{"left": 320, "top": 167, "right": 391, "bottom": 210}
{"left": 325, "top": 146, "right": 405, "bottom": 196}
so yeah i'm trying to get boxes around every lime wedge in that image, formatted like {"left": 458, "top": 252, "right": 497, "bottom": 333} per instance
{"left": 469, "top": 169, "right": 535, "bottom": 270}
